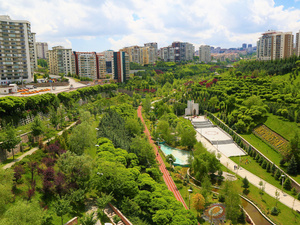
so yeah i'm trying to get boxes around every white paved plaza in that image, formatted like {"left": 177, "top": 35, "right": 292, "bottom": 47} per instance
{"left": 192, "top": 116, "right": 246, "bottom": 157}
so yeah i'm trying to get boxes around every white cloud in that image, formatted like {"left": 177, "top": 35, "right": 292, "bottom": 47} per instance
{"left": 1, "top": 0, "right": 300, "bottom": 51}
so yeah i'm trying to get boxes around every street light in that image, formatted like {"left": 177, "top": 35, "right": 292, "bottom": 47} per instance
{"left": 188, "top": 187, "right": 193, "bottom": 209}
{"left": 281, "top": 174, "right": 285, "bottom": 193}
{"left": 95, "top": 128, "right": 99, "bottom": 131}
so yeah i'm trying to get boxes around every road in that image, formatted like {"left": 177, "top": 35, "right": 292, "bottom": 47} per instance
{"left": 137, "top": 105, "right": 189, "bottom": 209}
{"left": 0, "top": 76, "right": 86, "bottom": 98}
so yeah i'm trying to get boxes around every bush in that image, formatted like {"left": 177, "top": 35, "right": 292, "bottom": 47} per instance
{"left": 297, "top": 192, "right": 300, "bottom": 200}
{"left": 271, "top": 206, "right": 279, "bottom": 216}
{"left": 274, "top": 169, "right": 281, "bottom": 180}
{"left": 261, "top": 160, "right": 267, "bottom": 169}
{"left": 113, "top": 215, "right": 121, "bottom": 224}
{"left": 283, "top": 178, "right": 292, "bottom": 191}
{"left": 292, "top": 187, "right": 297, "bottom": 196}
{"left": 218, "top": 194, "right": 225, "bottom": 202}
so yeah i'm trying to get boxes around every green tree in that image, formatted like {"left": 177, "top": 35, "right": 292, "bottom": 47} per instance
{"left": 49, "top": 106, "right": 59, "bottom": 130}
{"left": 223, "top": 181, "right": 241, "bottom": 224}
{"left": 287, "top": 155, "right": 298, "bottom": 175}
{"left": 201, "top": 175, "right": 211, "bottom": 201}
{"left": 143, "top": 94, "right": 152, "bottom": 114}
{"left": 80, "top": 212, "right": 97, "bottom": 225}
{"left": 69, "top": 121, "right": 96, "bottom": 155}
{"left": 166, "top": 154, "right": 176, "bottom": 169}
{"left": 53, "top": 196, "right": 71, "bottom": 225}
{"left": 31, "top": 116, "right": 44, "bottom": 143}
{"left": 2, "top": 124, "right": 21, "bottom": 159}
{"left": 0, "top": 200, "right": 43, "bottom": 225}
{"left": 283, "top": 178, "right": 292, "bottom": 191}
{"left": 179, "top": 126, "right": 196, "bottom": 149}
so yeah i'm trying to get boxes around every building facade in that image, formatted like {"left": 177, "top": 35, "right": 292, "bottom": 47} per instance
{"left": 0, "top": 15, "right": 37, "bottom": 84}
{"left": 113, "top": 51, "right": 129, "bottom": 83}
{"left": 172, "top": 41, "right": 194, "bottom": 62}
{"left": 120, "top": 45, "right": 156, "bottom": 65}
{"left": 144, "top": 42, "right": 158, "bottom": 62}
{"left": 257, "top": 31, "right": 293, "bottom": 60}
{"left": 47, "top": 46, "right": 72, "bottom": 75}
{"left": 36, "top": 42, "right": 48, "bottom": 59}
{"left": 72, "top": 52, "right": 97, "bottom": 80}
{"left": 199, "top": 45, "right": 211, "bottom": 63}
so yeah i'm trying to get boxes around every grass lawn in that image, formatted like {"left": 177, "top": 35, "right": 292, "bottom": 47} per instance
{"left": 241, "top": 133, "right": 281, "bottom": 166}
{"left": 230, "top": 155, "right": 294, "bottom": 197}
{"left": 235, "top": 174, "right": 300, "bottom": 225}
{"left": 240, "top": 133, "right": 300, "bottom": 184}
{"left": 264, "top": 113, "right": 299, "bottom": 141}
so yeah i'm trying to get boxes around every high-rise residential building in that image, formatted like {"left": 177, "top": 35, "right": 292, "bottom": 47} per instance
{"left": 159, "top": 46, "right": 175, "bottom": 62}
{"left": 72, "top": 52, "right": 97, "bottom": 80}
{"left": 247, "top": 44, "right": 253, "bottom": 53}
{"left": 72, "top": 52, "right": 108, "bottom": 80}
{"left": 257, "top": 31, "right": 293, "bottom": 60}
{"left": 171, "top": 42, "right": 194, "bottom": 62}
{"left": 295, "top": 31, "right": 300, "bottom": 57}
{"left": 36, "top": 42, "right": 48, "bottom": 59}
{"left": 47, "top": 46, "right": 72, "bottom": 75}
{"left": 96, "top": 53, "right": 107, "bottom": 79}
{"left": 199, "top": 45, "right": 211, "bottom": 63}
{"left": 120, "top": 45, "right": 156, "bottom": 65}
{"left": 113, "top": 51, "right": 129, "bottom": 83}
{"left": 0, "top": 15, "right": 37, "bottom": 85}
{"left": 144, "top": 42, "right": 158, "bottom": 62}
{"left": 242, "top": 43, "right": 247, "bottom": 49}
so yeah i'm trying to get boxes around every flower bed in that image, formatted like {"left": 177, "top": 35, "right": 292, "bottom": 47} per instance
{"left": 253, "top": 125, "right": 289, "bottom": 155}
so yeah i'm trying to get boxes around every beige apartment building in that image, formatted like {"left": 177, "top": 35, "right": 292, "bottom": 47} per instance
{"left": 120, "top": 45, "right": 156, "bottom": 65}
{"left": 199, "top": 45, "right": 211, "bottom": 63}
{"left": 257, "top": 31, "right": 293, "bottom": 60}
{"left": 96, "top": 53, "right": 107, "bottom": 79}
{"left": 36, "top": 42, "right": 48, "bottom": 59}
{"left": 0, "top": 15, "right": 37, "bottom": 84}
{"left": 47, "top": 46, "right": 72, "bottom": 75}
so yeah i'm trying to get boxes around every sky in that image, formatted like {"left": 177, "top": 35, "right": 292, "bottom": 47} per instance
{"left": 2, "top": 0, "right": 300, "bottom": 52}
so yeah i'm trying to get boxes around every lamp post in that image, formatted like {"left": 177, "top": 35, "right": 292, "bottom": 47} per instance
{"left": 281, "top": 174, "right": 285, "bottom": 193}
{"left": 188, "top": 187, "right": 193, "bottom": 209}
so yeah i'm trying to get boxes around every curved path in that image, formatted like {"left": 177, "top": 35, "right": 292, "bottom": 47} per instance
{"left": 137, "top": 106, "right": 188, "bottom": 209}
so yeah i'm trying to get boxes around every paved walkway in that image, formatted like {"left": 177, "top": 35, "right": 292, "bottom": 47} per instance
{"left": 137, "top": 106, "right": 188, "bottom": 210}
{"left": 194, "top": 126, "right": 300, "bottom": 211}
{"left": 2, "top": 121, "right": 77, "bottom": 170}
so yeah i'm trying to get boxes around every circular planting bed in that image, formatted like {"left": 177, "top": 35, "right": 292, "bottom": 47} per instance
{"left": 203, "top": 203, "right": 226, "bottom": 224}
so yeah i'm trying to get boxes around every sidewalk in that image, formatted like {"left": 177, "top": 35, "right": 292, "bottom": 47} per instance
{"left": 195, "top": 130, "right": 300, "bottom": 211}
{"left": 2, "top": 121, "right": 77, "bottom": 170}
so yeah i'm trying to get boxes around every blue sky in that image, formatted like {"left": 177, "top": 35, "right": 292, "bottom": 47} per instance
{"left": 1, "top": 0, "right": 300, "bottom": 52}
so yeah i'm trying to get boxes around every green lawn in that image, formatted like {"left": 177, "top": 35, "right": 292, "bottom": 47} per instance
{"left": 235, "top": 174, "right": 300, "bottom": 225}
{"left": 264, "top": 113, "right": 299, "bottom": 141}
{"left": 240, "top": 133, "right": 300, "bottom": 184}
{"left": 230, "top": 155, "right": 293, "bottom": 196}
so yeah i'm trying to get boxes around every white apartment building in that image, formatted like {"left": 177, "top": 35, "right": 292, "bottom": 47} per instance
{"left": 48, "top": 46, "right": 72, "bottom": 75}
{"left": 0, "top": 15, "right": 37, "bottom": 84}
{"left": 199, "top": 45, "right": 211, "bottom": 63}
{"left": 257, "top": 31, "right": 293, "bottom": 60}
{"left": 36, "top": 42, "right": 48, "bottom": 59}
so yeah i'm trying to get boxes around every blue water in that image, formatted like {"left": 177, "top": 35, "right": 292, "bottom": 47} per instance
{"left": 159, "top": 144, "right": 192, "bottom": 166}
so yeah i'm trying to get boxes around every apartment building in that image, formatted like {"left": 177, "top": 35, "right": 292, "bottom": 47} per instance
{"left": 0, "top": 15, "right": 37, "bottom": 84}
{"left": 96, "top": 53, "right": 107, "bottom": 79}
{"left": 144, "top": 42, "right": 158, "bottom": 61}
{"left": 160, "top": 46, "right": 175, "bottom": 62}
{"left": 36, "top": 42, "right": 48, "bottom": 59}
{"left": 257, "top": 31, "right": 293, "bottom": 60}
{"left": 120, "top": 45, "right": 156, "bottom": 65}
{"left": 72, "top": 52, "right": 97, "bottom": 80}
{"left": 172, "top": 41, "right": 194, "bottom": 62}
{"left": 199, "top": 45, "right": 211, "bottom": 63}
{"left": 48, "top": 46, "right": 72, "bottom": 75}
{"left": 113, "top": 51, "right": 129, "bottom": 83}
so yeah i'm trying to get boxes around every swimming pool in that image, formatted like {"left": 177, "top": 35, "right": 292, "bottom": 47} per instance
{"left": 159, "top": 144, "right": 192, "bottom": 166}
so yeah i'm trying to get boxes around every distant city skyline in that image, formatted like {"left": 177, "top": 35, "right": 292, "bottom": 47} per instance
{"left": 1, "top": 0, "right": 300, "bottom": 52}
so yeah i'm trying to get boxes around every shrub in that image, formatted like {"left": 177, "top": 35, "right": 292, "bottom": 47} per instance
{"left": 261, "top": 160, "right": 267, "bottom": 169}
{"left": 292, "top": 187, "right": 297, "bottom": 196}
{"left": 283, "top": 178, "right": 292, "bottom": 191}
{"left": 274, "top": 170, "right": 281, "bottom": 180}
{"left": 271, "top": 206, "right": 279, "bottom": 216}
{"left": 297, "top": 192, "right": 300, "bottom": 200}
{"left": 218, "top": 194, "right": 225, "bottom": 202}
{"left": 113, "top": 215, "right": 121, "bottom": 224}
